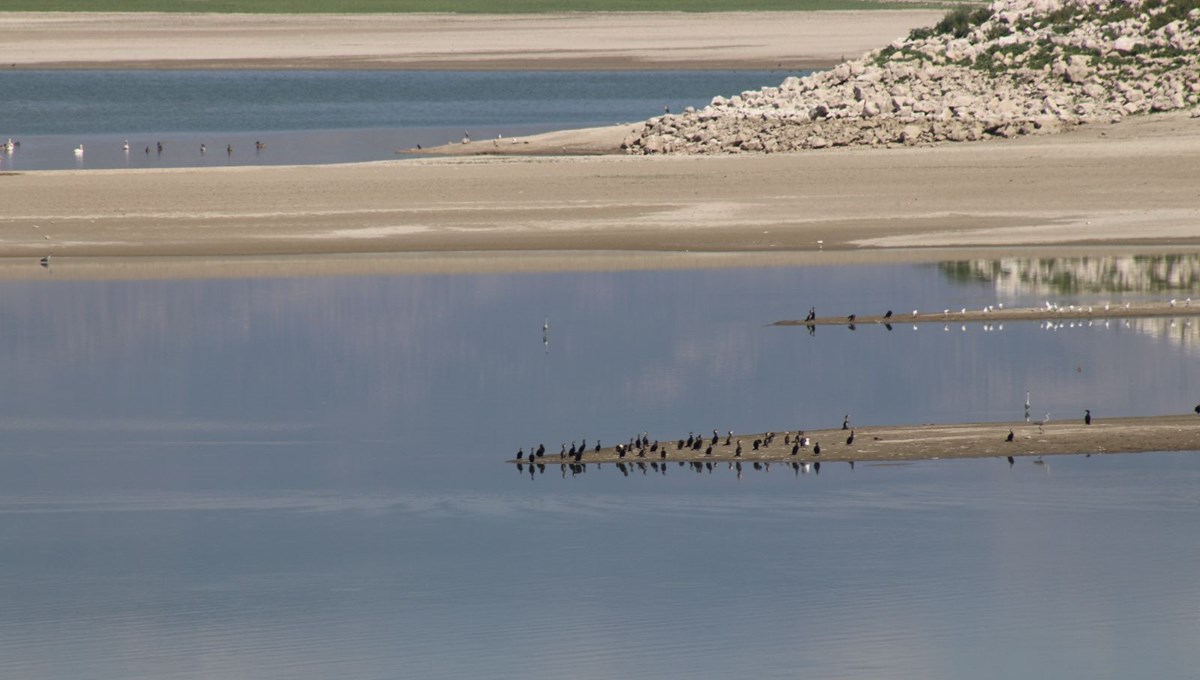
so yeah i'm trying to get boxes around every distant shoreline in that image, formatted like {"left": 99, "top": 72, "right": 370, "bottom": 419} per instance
{"left": 0, "top": 11, "right": 940, "bottom": 71}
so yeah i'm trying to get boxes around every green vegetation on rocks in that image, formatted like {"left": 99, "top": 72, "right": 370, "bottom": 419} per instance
{"left": 625, "top": 0, "right": 1200, "bottom": 154}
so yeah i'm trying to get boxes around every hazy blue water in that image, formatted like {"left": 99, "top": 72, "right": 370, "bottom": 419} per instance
{"left": 0, "top": 70, "right": 788, "bottom": 170}
{"left": 1, "top": 260, "right": 1199, "bottom": 679}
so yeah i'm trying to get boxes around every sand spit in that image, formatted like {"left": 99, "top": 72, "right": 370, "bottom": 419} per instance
{"left": 508, "top": 414, "right": 1200, "bottom": 466}
{"left": 776, "top": 301, "right": 1200, "bottom": 326}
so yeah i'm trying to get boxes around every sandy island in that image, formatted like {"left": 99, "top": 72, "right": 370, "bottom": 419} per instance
{"left": 509, "top": 414, "right": 1200, "bottom": 466}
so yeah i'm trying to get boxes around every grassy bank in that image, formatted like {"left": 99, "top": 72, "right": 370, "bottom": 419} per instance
{"left": 0, "top": 0, "right": 952, "bottom": 12}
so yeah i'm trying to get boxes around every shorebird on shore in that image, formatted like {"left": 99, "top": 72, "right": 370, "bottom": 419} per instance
{"left": 846, "top": 430, "right": 855, "bottom": 446}
{"left": 1084, "top": 409, "right": 1092, "bottom": 425}
{"left": 813, "top": 442, "right": 821, "bottom": 455}
{"left": 1006, "top": 429, "right": 1014, "bottom": 442}
{"left": 883, "top": 310, "right": 893, "bottom": 319}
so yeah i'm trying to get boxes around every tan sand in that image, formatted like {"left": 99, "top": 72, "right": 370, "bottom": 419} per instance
{"left": 510, "top": 414, "right": 1200, "bottom": 465}
{"left": 0, "top": 11, "right": 940, "bottom": 71}
{"left": 4, "top": 110, "right": 1200, "bottom": 276}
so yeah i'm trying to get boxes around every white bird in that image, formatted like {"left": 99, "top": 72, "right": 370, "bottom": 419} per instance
{"left": 543, "top": 316, "right": 549, "bottom": 334}
{"left": 73, "top": 144, "right": 84, "bottom": 156}
{"left": 912, "top": 310, "right": 918, "bottom": 316}
{"left": 1025, "top": 391, "right": 1031, "bottom": 410}
{"left": 1170, "top": 299, "right": 1177, "bottom": 307}
{"left": 122, "top": 140, "right": 130, "bottom": 152}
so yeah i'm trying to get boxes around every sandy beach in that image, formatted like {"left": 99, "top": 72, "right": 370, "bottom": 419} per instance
{"left": 4, "top": 110, "right": 1200, "bottom": 271}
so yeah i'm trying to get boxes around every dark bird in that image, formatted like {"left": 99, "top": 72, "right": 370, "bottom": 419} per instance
{"left": 1084, "top": 409, "right": 1092, "bottom": 425}
{"left": 516, "top": 448, "right": 524, "bottom": 460}
{"left": 813, "top": 442, "right": 821, "bottom": 455}
{"left": 725, "top": 430, "right": 732, "bottom": 446}
{"left": 842, "top": 415, "right": 850, "bottom": 430}
{"left": 594, "top": 441, "right": 601, "bottom": 452}
{"left": 883, "top": 310, "right": 893, "bottom": 319}
{"left": 791, "top": 443, "right": 799, "bottom": 456}
{"left": 753, "top": 439, "right": 761, "bottom": 451}
{"left": 1195, "top": 404, "right": 1200, "bottom": 414}
{"left": 536, "top": 443, "right": 545, "bottom": 457}
{"left": 846, "top": 430, "right": 855, "bottom": 446}
{"left": 39, "top": 254, "right": 51, "bottom": 268}
{"left": 735, "top": 440, "right": 743, "bottom": 457}
{"left": 705, "top": 445, "right": 712, "bottom": 456}
{"left": 1006, "top": 429, "right": 1015, "bottom": 443}
{"left": 805, "top": 307, "right": 815, "bottom": 322}
{"left": 711, "top": 429, "right": 719, "bottom": 445}
{"left": 847, "top": 314, "right": 857, "bottom": 322}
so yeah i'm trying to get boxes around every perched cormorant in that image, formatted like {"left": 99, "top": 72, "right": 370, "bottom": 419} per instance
{"left": 813, "top": 442, "right": 821, "bottom": 455}
{"left": 1006, "top": 430, "right": 1015, "bottom": 443}
{"left": 805, "top": 307, "right": 815, "bottom": 322}
{"left": 735, "top": 441, "right": 743, "bottom": 457}
{"left": 842, "top": 415, "right": 850, "bottom": 430}
{"left": 1084, "top": 409, "right": 1092, "bottom": 425}
{"left": 847, "top": 314, "right": 857, "bottom": 323}
{"left": 791, "top": 443, "right": 799, "bottom": 456}
{"left": 846, "top": 430, "right": 855, "bottom": 446}
{"left": 516, "top": 448, "right": 524, "bottom": 460}
{"left": 883, "top": 310, "right": 893, "bottom": 319}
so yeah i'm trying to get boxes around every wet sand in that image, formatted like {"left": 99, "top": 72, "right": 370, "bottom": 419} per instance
{"left": 509, "top": 414, "right": 1200, "bottom": 465}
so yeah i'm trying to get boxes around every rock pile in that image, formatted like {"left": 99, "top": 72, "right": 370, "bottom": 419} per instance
{"left": 624, "top": 0, "right": 1200, "bottom": 154}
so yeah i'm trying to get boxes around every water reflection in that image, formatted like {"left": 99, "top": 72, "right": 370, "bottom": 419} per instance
{"left": 943, "top": 255, "right": 1200, "bottom": 353}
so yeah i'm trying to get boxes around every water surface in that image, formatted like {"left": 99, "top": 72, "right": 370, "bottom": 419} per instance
{"left": 0, "top": 70, "right": 788, "bottom": 170}
{"left": 1, "top": 260, "right": 1198, "bottom": 679}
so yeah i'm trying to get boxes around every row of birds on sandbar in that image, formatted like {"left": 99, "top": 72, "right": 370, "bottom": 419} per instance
{"left": 514, "top": 417, "right": 867, "bottom": 465}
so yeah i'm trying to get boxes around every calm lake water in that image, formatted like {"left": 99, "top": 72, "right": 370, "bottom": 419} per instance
{"left": 2, "top": 256, "right": 1199, "bottom": 679}
{"left": 0, "top": 70, "right": 788, "bottom": 170}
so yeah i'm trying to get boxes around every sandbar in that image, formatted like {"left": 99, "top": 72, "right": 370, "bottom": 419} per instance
{"left": 509, "top": 414, "right": 1200, "bottom": 465}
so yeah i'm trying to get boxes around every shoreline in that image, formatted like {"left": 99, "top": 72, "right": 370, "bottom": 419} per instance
{"left": 508, "top": 414, "right": 1200, "bottom": 465}
{"left": 0, "top": 11, "right": 940, "bottom": 71}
